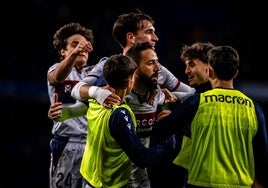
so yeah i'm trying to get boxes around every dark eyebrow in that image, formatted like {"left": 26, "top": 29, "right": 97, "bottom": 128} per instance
{"left": 69, "top": 41, "right": 79, "bottom": 47}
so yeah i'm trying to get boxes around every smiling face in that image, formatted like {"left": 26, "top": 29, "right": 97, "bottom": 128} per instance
{"left": 184, "top": 58, "right": 209, "bottom": 87}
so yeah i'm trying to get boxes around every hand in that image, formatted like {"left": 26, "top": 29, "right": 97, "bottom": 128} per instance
{"left": 102, "top": 85, "right": 121, "bottom": 109}
{"left": 156, "top": 110, "right": 171, "bottom": 122}
{"left": 161, "top": 88, "right": 178, "bottom": 104}
{"left": 147, "top": 89, "right": 158, "bottom": 106}
{"left": 48, "top": 93, "right": 63, "bottom": 120}
{"left": 73, "top": 40, "right": 93, "bottom": 55}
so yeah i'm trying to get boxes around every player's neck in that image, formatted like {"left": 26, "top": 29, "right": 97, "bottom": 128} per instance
{"left": 211, "top": 79, "right": 234, "bottom": 89}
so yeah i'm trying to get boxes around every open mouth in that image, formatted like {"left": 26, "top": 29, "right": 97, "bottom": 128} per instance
{"left": 188, "top": 75, "right": 193, "bottom": 82}
{"left": 151, "top": 75, "right": 158, "bottom": 84}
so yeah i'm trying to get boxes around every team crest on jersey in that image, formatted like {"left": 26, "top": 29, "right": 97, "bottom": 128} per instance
{"left": 65, "top": 85, "right": 72, "bottom": 93}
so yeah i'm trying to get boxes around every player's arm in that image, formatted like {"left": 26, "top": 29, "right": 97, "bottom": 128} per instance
{"left": 152, "top": 94, "right": 200, "bottom": 140}
{"left": 48, "top": 40, "right": 93, "bottom": 85}
{"left": 72, "top": 81, "right": 121, "bottom": 106}
{"left": 48, "top": 93, "right": 88, "bottom": 121}
{"left": 71, "top": 57, "right": 121, "bottom": 105}
{"left": 171, "top": 82, "right": 196, "bottom": 102}
{"left": 159, "top": 64, "right": 195, "bottom": 102}
{"left": 252, "top": 101, "right": 268, "bottom": 188}
{"left": 109, "top": 108, "right": 170, "bottom": 168}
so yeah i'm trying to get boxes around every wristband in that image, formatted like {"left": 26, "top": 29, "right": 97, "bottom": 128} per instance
{"left": 88, "top": 86, "right": 112, "bottom": 104}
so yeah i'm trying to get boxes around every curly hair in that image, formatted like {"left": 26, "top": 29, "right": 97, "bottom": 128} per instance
{"left": 53, "top": 22, "right": 94, "bottom": 59}
{"left": 180, "top": 42, "right": 215, "bottom": 63}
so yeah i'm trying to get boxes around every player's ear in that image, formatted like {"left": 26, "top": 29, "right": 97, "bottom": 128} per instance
{"left": 60, "top": 49, "right": 66, "bottom": 57}
{"left": 126, "top": 77, "right": 134, "bottom": 90}
{"left": 126, "top": 78, "right": 131, "bottom": 87}
{"left": 126, "top": 32, "right": 135, "bottom": 44}
{"left": 233, "top": 69, "right": 239, "bottom": 79}
{"left": 208, "top": 65, "right": 215, "bottom": 79}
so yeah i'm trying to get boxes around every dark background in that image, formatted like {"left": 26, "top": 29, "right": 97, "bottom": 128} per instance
{"left": 2, "top": 0, "right": 267, "bottom": 187}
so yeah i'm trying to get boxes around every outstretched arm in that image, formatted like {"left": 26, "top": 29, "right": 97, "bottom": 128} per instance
{"left": 71, "top": 57, "right": 121, "bottom": 105}
{"left": 48, "top": 93, "right": 88, "bottom": 121}
{"left": 110, "top": 108, "right": 171, "bottom": 168}
{"left": 158, "top": 64, "right": 195, "bottom": 102}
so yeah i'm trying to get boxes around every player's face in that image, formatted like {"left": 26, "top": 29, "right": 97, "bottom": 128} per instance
{"left": 62, "top": 34, "right": 90, "bottom": 67}
{"left": 135, "top": 49, "right": 159, "bottom": 87}
{"left": 184, "top": 58, "right": 209, "bottom": 87}
{"left": 133, "top": 20, "right": 159, "bottom": 48}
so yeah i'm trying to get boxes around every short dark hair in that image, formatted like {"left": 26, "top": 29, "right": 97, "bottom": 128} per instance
{"left": 208, "top": 45, "right": 240, "bottom": 80}
{"left": 112, "top": 9, "right": 154, "bottom": 48}
{"left": 125, "top": 42, "right": 155, "bottom": 65}
{"left": 103, "top": 54, "right": 137, "bottom": 89}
